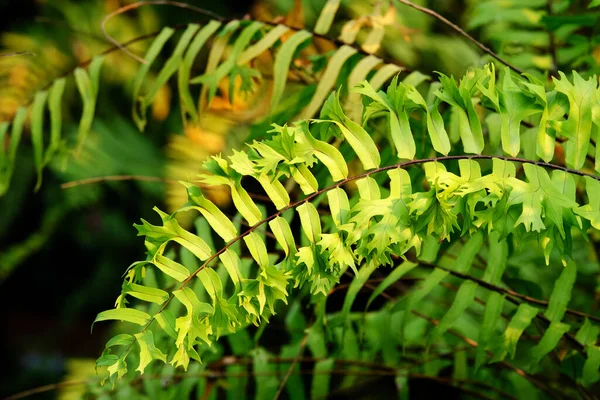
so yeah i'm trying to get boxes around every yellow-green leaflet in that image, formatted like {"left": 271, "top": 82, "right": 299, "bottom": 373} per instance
{"left": 134, "top": 331, "right": 167, "bottom": 373}
{"left": 552, "top": 71, "right": 597, "bottom": 169}
{"left": 575, "top": 177, "right": 600, "bottom": 230}
{"left": 170, "top": 229, "right": 212, "bottom": 261}
{"left": 197, "top": 268, "right": 223, "bottom": 300}
{"left": 322, "top": 90, "right": 381, "bottom": 169}
{"left": 45, "top": 77, "right": 66, "bottom": 163}
{"left": 356, "top": 176, "right": 381, "bottom": 200}
{"left": 155, "top": 310, "right": 178, "bottom": 339}
{"left": 387, "top": 168, "right": 412, "bottom": 199}
{"left": 299, "top": 127, "right": 349, "bottom": 180}
{"left": 314, "top": 0, "right": 340, "bottom": 34}
{"left": 244, "top": 232, "right": 270, "bottom": 267}
{"left": 257, "top": 174, "right": 290, "bottom": 210}
{"left": 270, "top": 30, "right": 312, "bottom": 113}
{"left": 327, "top": 188, "right": 350, "bottom": 227}
{"left": 218, "top": 249, "right": 243, "bottom": 291}
{"left": 178, "top": 21, "right": 222, "bottom": 123}
{"left": 238, "top": 24, "right": 289, "bottom": 65}
{"left": 522, "top": 76, "right": 554, "bottom": 162}
{"left": 230, "top": 182, "right": 263, "bottom": 226}
{"left": 30, "top": 90, "right": 48, "bottom": 190}
{"left": 105, "top": 333, "right": 135, "bottom": 348}
{"left": 297, "top": 202, "right": 321, "bottom": 243}
{"left": 73, "top": 69, "right": 93, "bottom": 149}
{"left": 93, "top": 308, "right": 151, "bottom": 330}
{"left": 353, "top": 79, "right": 415, "bottom": 159}
{"left": 297, "top": 45, "right": 357, "bottom": 120}
{"left": 291, "top": 164, "right": 319, "bottom": 194}
{"left": 180, "top": 182, "right": 237, "bottom": 241}
{"left": 319, "top": 116, "right": 380, "bottom": 170}
{"left": 125, "top": 283, "right": 169, "bottom": 305}
{"left": 132, "top": 27, "right": 175, "bottom": 131}
{"left": 153, "top": 253, "right": 191, "bottom": 282}
{"left": 268, "top": 217, "right": 296, "bottom": 256}
{"left": 172, "top": 287, "right": 214, "bottom": 348}
{"left": 407, "top": 86, "right": 451, "bottom": 156}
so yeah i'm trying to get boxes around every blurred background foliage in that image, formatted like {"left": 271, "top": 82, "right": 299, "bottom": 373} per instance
{"left": 0, "top": 0, "right": 598, "bottom": 398}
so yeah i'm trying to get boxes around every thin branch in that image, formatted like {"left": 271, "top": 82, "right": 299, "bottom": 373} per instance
{"left": 5, "top": 379, "right": 85, "bottom": 400}
{"left": 393, "top": 0, "right": 523, "bottom": 74}
{"left": 273, "top": 323, "right": 310, "bottom": 400}
{"left": 5, "top": 356, "right": 512, "bottom": 400}
{"left": 60, "top": 175, "right": 177, "bottom": 189}
{"left": 0, "top": 51, "right": 36, "bottom": 58}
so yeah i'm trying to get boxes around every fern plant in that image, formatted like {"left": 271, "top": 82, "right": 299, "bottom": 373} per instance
{"left": 90, "top": 60, "right": 600, "bottom": 394}
{"left": 2, "top": 0, "right": 600, "bottom": 399}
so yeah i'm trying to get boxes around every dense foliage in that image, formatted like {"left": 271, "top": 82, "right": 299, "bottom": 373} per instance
{"left": 2, "top": 0, "right": 600, "bottom": 399}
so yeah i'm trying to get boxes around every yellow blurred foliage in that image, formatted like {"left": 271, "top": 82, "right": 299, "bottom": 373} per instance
{"left": 57, "top": 358, "right": 97, "bottom": 400}
{"left": 166, "top": 125, "right": 231, "bottom": 226}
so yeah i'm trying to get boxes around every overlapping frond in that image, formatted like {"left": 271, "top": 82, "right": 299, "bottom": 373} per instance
{"left": 0, "top": 5, "right": 404, "bottom": 196}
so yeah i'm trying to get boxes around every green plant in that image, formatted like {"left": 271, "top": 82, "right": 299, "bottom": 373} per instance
{"left": 2, "top": 0, "right": 600, "bottom": 398}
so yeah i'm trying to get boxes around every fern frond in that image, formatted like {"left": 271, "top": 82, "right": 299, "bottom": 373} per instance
{"left": 95, "top": 64, "right": 599, "bottom": 387}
